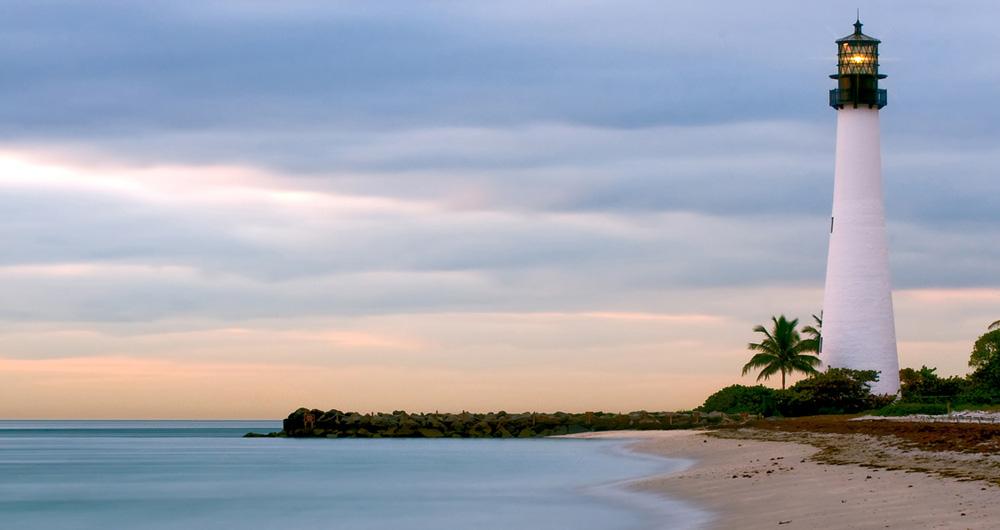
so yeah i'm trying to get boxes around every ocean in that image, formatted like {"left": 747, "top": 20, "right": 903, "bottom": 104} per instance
{"left": 0, "top": 421, "right": 707, "bottom": 529}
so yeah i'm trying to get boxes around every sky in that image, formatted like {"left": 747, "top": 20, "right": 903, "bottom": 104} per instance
{"left": 2, "top": 1, "right": 998, "bottom": 418}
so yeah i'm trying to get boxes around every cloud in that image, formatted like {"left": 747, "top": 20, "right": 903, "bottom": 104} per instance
{"left": 1, "top": 144, "right": 996, "bottom": 328}
{"left": 2, "top": 1, "right": 997, "bottom": 234}
{"left": 1, "top": 2, "right": 999, "bottom": 415}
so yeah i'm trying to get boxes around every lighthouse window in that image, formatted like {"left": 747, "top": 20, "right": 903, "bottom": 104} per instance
{"left": 830, "top": 216, "right": 834, "bottom": 233}
{"left": 838, "top": 43, "right": 878, "bottom": 76}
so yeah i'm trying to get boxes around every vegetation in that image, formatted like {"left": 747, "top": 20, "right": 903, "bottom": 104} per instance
{"left": 969, "top": 329, "right": 1000, "bottom": 386}
{"left": 698, "top": 384, "right": 778, "bottom": 416}
{"left": 894, "top": 325, "right": 1000, "bottom": 407}
{"left": 875, "top": 402, "right": 949, "bottom": 416}
{"left": 701, "top": 369, "right": 892, "bottom": 418}
{"left": 724, "top": 317, "right": 1000, "bottom": 417}
{"left": 742, "top": 315, "right": 821, "bottom": 389}
{"left": 775, "top": 368, "right": 891, "bottom": 416}
{"left": 801, "top": 313, "right": 822, "bottom": 354}
{"left": 898, "top": 366, "right": 966, "bottom": 403}
{"left": 726, "top": 315, "right": 887, "bottom": 416}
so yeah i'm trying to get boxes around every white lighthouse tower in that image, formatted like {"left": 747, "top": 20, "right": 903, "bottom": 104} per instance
{"left": 821, "top": 19, "right": 900, "bottom": 395}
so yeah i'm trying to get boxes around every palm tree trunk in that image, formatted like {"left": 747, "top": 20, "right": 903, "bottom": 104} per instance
{"left": 781, "top": 370, "right": 786, "bottom": 390}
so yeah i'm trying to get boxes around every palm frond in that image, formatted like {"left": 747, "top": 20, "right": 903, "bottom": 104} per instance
{"left": 755, "top": 363, "right": 782, "bottom": 382}
{"left": 742, "top": 353, "right": 778, "bottom": 375}
{"left": 747, "top": 341, "right": 779, "bottom": 355}
{"left": 753, "top": 325, "right": 775, "bottom": 344}
{"left": 790, "top": 354, "right": 822, "bottom": 371}
{"left": 794, "top": 339, "right": 820, "bottom": 354}
{"left": 742, "top": 314, "right": 824, "bottom": 386}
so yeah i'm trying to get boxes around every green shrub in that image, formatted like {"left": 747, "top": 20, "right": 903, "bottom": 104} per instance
{"left": 876, "top": 402, "right": 948, "bottom": 416}
{"left": 775, "top": 368, "right": 885, "bottom": 416}
{"left": 957, "top": 385, "right": 1000, "bottom": 405}
{"left": 899, "top": 366, "right": 967, "bottom": 403}
{"left": 965, "top": 330, "right": 1000, "bottom": 403}
{"left": 969, "top": 330, "right": 1000, "bottom": 384}
{"left": 866, "top": 393, "right": 897, "bottom": 410}
{"left": 698, "top": 384, "right": 778, "bottom": 415}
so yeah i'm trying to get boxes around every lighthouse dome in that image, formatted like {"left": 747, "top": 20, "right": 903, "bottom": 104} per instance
{"left": 836, "top": 20, "right": 881, "bottom": 44}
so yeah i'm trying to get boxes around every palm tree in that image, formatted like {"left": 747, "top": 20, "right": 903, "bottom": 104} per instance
{"left": 742, "top": 315, "right": 822, "bottom": 389}
{"left": 989, "top": 320, "right": 1000, "bottom": 331}
{"left": 801, "top": 313, "right": 823, "bottom": 354}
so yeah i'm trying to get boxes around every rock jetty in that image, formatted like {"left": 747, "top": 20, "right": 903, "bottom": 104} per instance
{"left": 246, "top": 408, "right": 752, "bottom": 438}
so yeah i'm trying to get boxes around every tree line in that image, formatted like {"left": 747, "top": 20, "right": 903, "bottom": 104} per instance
{"left": 700, "top": 316, "right": 1000, "bottom": 416}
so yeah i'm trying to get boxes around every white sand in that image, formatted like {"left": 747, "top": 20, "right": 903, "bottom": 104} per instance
{"left": 567, "top": 430, "right": 1000, "bottom": 529}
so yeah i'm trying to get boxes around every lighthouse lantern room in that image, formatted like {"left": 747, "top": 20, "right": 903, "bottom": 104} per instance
{"left": 829, "top": 20, "right": 887, "bottom": 109}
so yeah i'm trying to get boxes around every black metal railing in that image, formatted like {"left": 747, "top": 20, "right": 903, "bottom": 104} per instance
{"left": 829, "top": 88, "right": 887, "bottom": 109}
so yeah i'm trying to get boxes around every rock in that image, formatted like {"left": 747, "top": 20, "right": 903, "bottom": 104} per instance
{"left": 468, "top": 421, "right": 493, "bottom": 437}
{"left": 267, "top": 408, "right": 704, "bottom": 438}
{"left": 419, "top": 428, "right": 445, "bottom": 438}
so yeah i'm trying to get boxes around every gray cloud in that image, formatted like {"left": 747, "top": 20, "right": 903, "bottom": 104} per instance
{"left": 1, "top": 0, "right": 998, "bottom": 329}
{"left": 4, "top": 1, "right": 997, "bottom": 137}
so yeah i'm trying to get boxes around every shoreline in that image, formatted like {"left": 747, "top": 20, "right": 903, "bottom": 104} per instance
{"left": 569, "top": 429, "right": 1000, "bottom": 529}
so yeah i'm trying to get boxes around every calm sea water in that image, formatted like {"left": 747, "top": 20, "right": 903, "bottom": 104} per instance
{"left": 0, "top": 421, "right": 707, "bottom": 530}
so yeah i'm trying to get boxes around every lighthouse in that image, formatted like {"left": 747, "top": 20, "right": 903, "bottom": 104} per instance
{"left": 821, "top": 19, "right": 900, "bottom": 395}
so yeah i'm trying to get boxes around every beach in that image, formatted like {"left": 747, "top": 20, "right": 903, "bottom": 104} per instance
{"left": 571, "top": 429, "right": 1000, "bottom": 529}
